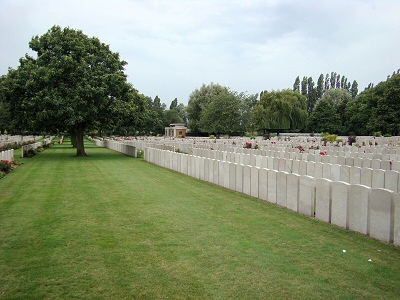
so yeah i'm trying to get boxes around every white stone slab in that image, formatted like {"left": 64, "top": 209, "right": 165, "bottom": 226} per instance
{"left": 384, "top": 170, "right": 399, "bottom": 193}
{"left": 322, "top": 163, "right": 332, "bottom": 180}
{"left": 299, "top": 160, "right": 307, "bottom": 175}
{"left": 251, "top": 167, "right": 260, "bottom": 198}
{"left": 348, "top": 184, "right": 370, "bottom": 235}
{"left": 339, "top": 165, "right": 351, "bottom": 183}
{"left": 315, "top": 178, "right": 332, "bottom": 223}
{"left": 331, "top": 181, "right": 350, "bottom": 229}
{"left": 242, "top": 165, "right": 252, "bottom": 196}
{"left": 258, "top": 168, "right": 268, "bottom": 201}
{"left": 331, "top": 164, "right": 341, "bottom": 182}
{"left": 276, "top": 171, "right": 288, "bottom": 207}
{"left": 360, "top": 168, "right": 373, "bottom": 187}
{"left": 369, "top": 188, "right": 394, "bottom": 243}
{"left": 298, "top": 175, "right": 316, "bottom": 217}
{"left": 213, "top": 159, "right": 219, "bottom": 185}
{"left": 292, "top": 160, "right": 300, "bottom": 175}
{"left": 394, "top": 193, "right": 400, "bottom": 247}
{"left": 349, "top": 166, "right": 361, "bottom": 184}
{"left": 235, "top": 164, "right": 243, "bottom": 193}
{"left": 267, "top": 169, "right": 278, "bottom": 204}
{"left": 314, "top": 162, "right": 323, "bottom": 179}
{"left": 229, "top": 163, "right": 236, "bottom": 191}
{"left": 286, "top": 173, "right": 300, "bottom": 212}
{"left": 371, "top": 169, "right": 385, "bottom": 189}
{"left": 306, "top": 161, "right": 315, "bottom": 177}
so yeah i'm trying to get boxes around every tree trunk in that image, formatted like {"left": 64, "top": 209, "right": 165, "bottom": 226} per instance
{"left": 76, "top": 123, "right": 87, "bottom": 156}
{"left": 71, "top": 129, "right": 77, "bottom": 148}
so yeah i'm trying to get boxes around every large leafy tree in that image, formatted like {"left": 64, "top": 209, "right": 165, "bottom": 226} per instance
{"left": 0, "top": 76, "right": 11, "bottom": 133}
{"left": 198, "top": 90, "right": 242, "bottom": 136}
{"left": 345, "top": 73, "right": 400, "bottom": 135}
{"left": 1, "top": 26, "right": 134, "bottom": 156}
{"left": 254, "top": 89, "right": 307, "bottom": 133}
{"left": 307, "top": 89, "right": 352, "bottom": 134}
{"left": 306, "top": 99, "right": 342, "bottom": 133}
{"left": 240, "top": 93, "right": 259, "bottom": 134}
{"left": 187, "top": 82, "right": 228, "bottom": 135}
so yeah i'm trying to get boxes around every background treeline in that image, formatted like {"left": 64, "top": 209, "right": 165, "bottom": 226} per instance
{"left": 0, "top": 26, "right": 399, "bottom": 138}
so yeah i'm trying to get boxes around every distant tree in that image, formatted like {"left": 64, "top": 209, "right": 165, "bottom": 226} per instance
{"left": 163, "top": 109, "right": 183, "bottom": 127}
{"left": 149, "top": 95, "right": 166, "bottom": 134}
{"left": 170, "top": 98, "right": 178, "bottom": 110}
{"left": 345, "top": 91, "right": 372, "bottom": 135}
{"left": 301, "top": 76, "right": 308, "bottom": 96}
{"left": 330, "top": 72, "right": 337, "bottom": 89}
{"left": 254, "top": 89, "right": 307, "bottom": 132}
{"left": 187, "top": 82, "right": 228, "bottom": 135}
{"left": 293, "top": 76, "right": 300, "bottom": 92}
{"left": 306, "top": 99, "right": 342, "bottom": 133}
{"left": 163, "top": 98, "right": 185, "bottom": 127}
{"left": 176, "top": 103, "right": 187, "bottom": 125}
{"left": 324, "top": 73, "right": 330, "bottom": 91}
{"left": 307, "top": 77, "right": 317, "bottom": 114}
{"left": 239, "top": 92, "right": 259, "bottom": 134}
{"left": 0, "top": 76, "right": 11, "bottom": 133}
{"left": 316, "top": 74, "right": 324, "bottom": 99}
{"left": 336, "top": 74, "right": 341, "bottom": 89}
{"left": 199, "top": 89, "right": 242, "bottom": 136}
{"left": 0, "top": 26, "right": 135, "bottom": 155}
{"left": 367, "top": 74, "right": 400, "bottom": 135}
{"left": 346, "top": 74, "right": 400, "bottom": 135}
{"left": 321, "top": 89, "right": 352, "bottom": 128}
{"left": 350, "top": 80, "right": 358, "bottom": 99}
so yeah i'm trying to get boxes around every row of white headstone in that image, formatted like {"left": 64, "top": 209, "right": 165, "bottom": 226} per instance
{"left": 21, "top": 137, "right": 54, "bottom": 158}
{"left": 143, "top": 146, "right": 400, "bottom": 246}
{"left": 93, "top": 139, "right": 137, "bottom": 157}
{"left": 92, "top": 136, "right": 400, "bottom": 244}
{"left": 0, "top": 135, "right": 42, "bottom": 147}
{"left": 0, "top": 149, "right": 14, "bottom": 162}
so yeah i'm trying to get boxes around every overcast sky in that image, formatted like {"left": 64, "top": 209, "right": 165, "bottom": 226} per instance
{"left": 1, "top": 0, "right": 399, "bottom": 105}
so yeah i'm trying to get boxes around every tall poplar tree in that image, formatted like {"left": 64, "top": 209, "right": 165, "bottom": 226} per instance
{"left": 316, "top": 74, "right": 324, "bottom": 99}
{"left": 293, "top": 76, "right": 300, "bottom": 92}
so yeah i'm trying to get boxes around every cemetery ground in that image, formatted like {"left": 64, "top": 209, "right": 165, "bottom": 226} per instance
{"left": 0, "top": 139, "right": 399, "bottom": 299}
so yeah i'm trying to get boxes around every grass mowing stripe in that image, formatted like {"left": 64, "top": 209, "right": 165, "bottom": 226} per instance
{"left": 0, "top": 139, "right": 399, "bottom": 299}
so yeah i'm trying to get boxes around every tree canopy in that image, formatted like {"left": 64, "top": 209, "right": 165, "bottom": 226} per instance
{"left": 346, "top": 73, "right": 400, "bottom": 135}
{"left": 1, "top": 25, "right": 138, "bottom": 155}
{"left": 254, "top": 89, "right": 307, "bottom": 133}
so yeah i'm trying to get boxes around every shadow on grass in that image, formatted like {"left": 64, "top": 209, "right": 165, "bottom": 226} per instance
{"left": 27, "top": 142, "right": 139, "bottom": 162}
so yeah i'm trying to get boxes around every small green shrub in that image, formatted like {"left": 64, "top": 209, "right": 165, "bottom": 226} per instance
{"left": 209, "top": 135, "right": 215, "bottom": 139}
{"left": 321, "top": 133, "right": 338, "bottom": 143}
{"left": 374, "top": 131, "right": 382, "bottom": 137}
{"left": 384, "top": 133, "right": 392, "bottom": 137}
{"left": 137, "top": 150, "right": 144, "bottom": 158}
{"left": 0, "top": 160, "right": 12, "bottom": 172}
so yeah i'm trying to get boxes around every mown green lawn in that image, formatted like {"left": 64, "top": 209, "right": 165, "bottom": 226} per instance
{"left": 0, "top": 139, "right": 399, "bottom": 299}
